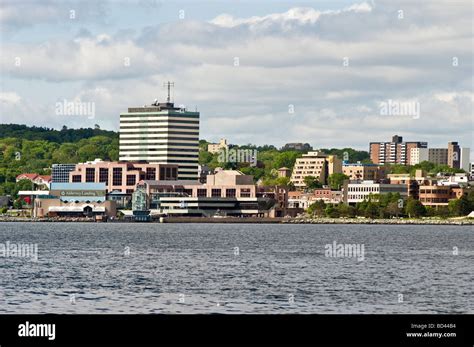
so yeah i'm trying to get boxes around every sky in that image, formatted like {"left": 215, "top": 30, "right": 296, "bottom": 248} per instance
{"left": 0, "top": 0, "right": 472, "bottom": 156}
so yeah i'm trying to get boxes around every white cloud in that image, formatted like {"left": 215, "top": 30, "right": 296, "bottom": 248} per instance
{"left": 1, "top": 0, "right": 472, "bottom": 154}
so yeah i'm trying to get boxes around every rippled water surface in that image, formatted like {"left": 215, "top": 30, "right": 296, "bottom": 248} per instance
{"left": 0, "top": 222, "right": 472, "bottom": 314}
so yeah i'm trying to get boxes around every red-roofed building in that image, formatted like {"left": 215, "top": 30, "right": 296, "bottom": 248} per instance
{"left": 16, "top": 174, "right": 51, "bottom": 188}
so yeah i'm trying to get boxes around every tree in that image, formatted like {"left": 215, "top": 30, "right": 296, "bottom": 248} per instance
{"left": 448, "top": 195, "right": 471, "bottom": 217}
{"left": 364, "top": 202, "right": 379, "bottom": 218}
{"left": 386, "top": 201, "right": 402, "bottom": 218}
{"left": 307, "top": 199, "right": 326, "bottom": 216}
{"left": 406, "top": 197, "right": 426, "bottom": 218}
{"left": 303, "top": 176, "right": 323, "bottom": 190}
{"left": 337, "top": 203, "right": 355, "bottom": 217}
{"left": 325, "top": 204, "right": 339, "bottom": 218}
{"left": 328, "top": 173, "right": 349, "bottom": 190}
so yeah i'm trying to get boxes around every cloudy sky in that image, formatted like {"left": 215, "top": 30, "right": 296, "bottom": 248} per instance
{"left": 0, "top": 0, "right": 472, "bottom": 156}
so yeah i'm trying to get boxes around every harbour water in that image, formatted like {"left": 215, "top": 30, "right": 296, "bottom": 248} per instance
{"left": 0, "top": 222, "right": 472, "bottom": 314}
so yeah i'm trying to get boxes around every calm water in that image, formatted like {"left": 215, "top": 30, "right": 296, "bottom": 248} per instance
{"left": 0, "top": 222, "right": 472, "bottom": 314}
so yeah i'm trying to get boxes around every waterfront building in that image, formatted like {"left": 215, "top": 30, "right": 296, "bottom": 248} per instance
{"left": 51, "top": 164, "right": 77, "bottom": 183}
{"left": 207, "top": 138, "right": 228, "bottom": 154}
{"left": 387, "top": 170, "right": 434, "bottom": 199}
{"left": 418, "top": 184, "right": 469, "bottom": 207}
{"left": 290, "top": 151, "right": 342, "bottom": 189}
{"left": 133, "top": 170, "right": 285, "bottom": 217}
{"left": 369, "top": 135, "right": 427, "bottom": 165}
{"left": 343, "top": 180, "right": 408, "bottom": 205}
{"left": 68, "top": 158, "right": 177, "bottom": 193}
{"left": 287, "top": 189, "right": 343, "bottom": 209}
{"left": 32, "top": 182, "right": 116, "bottom": 219}
{"left": 119, "top": 83, "right": 199, "bottom": 180}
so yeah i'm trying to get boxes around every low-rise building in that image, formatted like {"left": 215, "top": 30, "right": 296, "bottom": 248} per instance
{"left": 343, "top": 180, "right": 408, "bottom": 205}
{"left": 134, "top": 170, "right": 281, "bottom": 217}
{"left": 342, "top": 163, "right": 386, "bottom": 181}
{"left": 68, "top": 159, "right": 178, "bottom": 193}
{"left": 16, "top": 173, "right": 52, "bottom": 188}
{"left": 32, "top": 182, "right": 116, "bottom": 219}
{"left": 290, "top": 151, "right": 342, "bottom": 189}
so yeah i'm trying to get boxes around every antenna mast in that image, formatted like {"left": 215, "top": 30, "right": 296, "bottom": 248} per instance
{"left": 163, "top": 81, "right": 175, "bottom": 103}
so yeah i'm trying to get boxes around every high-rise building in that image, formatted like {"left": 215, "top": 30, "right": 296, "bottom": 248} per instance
{"left": 369, "top": 135, "right": 427, "bottom": 165}
{"left": 460, "top": 147, "right": 471, "bottom": 172}
{"left": 411, "top": 148, "right": 450, "bottom": 166}
{"left": 119, "top": 83, "right": 199, "bottom": 180}
{"left": 447, "top": 142, "right": 461, "bottom": 169}
{"left": 51, "top": 164, "right": 77, "bottom": 183}
{"left": 409, "top": 148, "right": 429, "bottom": 165}
{"left": 290, "top": 151, "right": 342, "bottom": 189}
{"left": 428, "top": 148, "right": 448, "bottom": 165}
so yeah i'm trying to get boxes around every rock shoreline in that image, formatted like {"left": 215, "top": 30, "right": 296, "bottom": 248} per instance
{"left": 285, "top": 217, "right": 474, "bottom": 225}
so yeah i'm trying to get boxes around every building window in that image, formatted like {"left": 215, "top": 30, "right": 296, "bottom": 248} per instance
{"left": 171, "top": 167, "right": 177, "bottom": 179}
{"left": 197, "top": 189, "right": 207, "bottom": 197}
{"left": 211, "top": 189, "right": 221, "bottom": 197}
{"left": 86, "top": 168, "right": 95, "bottom": 182}
{"left": 99, "top": 168, "right": 108, "bottom": 183}
{"left": 240, "top": 188, "right": 251, "bottom": 197}
{"left": 146, "top": 168, "right": 156, "bottom": 180}
{"left": 184, "top": 189, "right": 193, "bottom": 196}
{"left": 113, "top": 168, "right": 122, "bottom": 186}
{"left": 160, "top": 167, "right": 165, "bottom": 179}
{"left": 72, "top": 175, "right": 81, "bottom": 182}
{"left": 126, "top": 189, "right": 134, "bottom": 194}
{"left": 226, "top": 189, "right": 236, "bottom": 198}
{"left": 126, "top": 175, "right": 136, "bottom": 186}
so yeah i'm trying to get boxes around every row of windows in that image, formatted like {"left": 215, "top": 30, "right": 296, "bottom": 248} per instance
{"left": 120, "top": 142, "right": 198, "bottom": 147}
{"left": 120, "top": 125, "right": 199, "bottom": 130}
{"left": 348, "top": 187, "right": 379, "bottom": 192}
{"left": 419, "top": 189, "right": 449, "bottom": 194}
{"left": 120, "top": 113, "right": 200, "bottom": 118}
{"left": 419, "top": 198, "right": 449, "bottom": 203}
{"left": 120, "top": 119, "right": 199, "bottom": 124}
{"left": 119, "top": 130, "right": 199, "bottom": 135}
{"left": 119, "top": 148, "right": 199, "bottom": 153}
{"left": 119, "top": 137, "right": 199, "bottom": 141}
{"left": 118, "top": 152, "right": 198, "bottom": 158}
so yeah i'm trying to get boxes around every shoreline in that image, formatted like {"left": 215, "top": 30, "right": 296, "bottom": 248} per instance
{"left": 0, "top": 216, "right": 473, "bottom": 225}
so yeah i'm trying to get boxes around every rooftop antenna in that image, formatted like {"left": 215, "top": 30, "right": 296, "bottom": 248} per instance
{"left": 163, "top": 81, "right": 174, "bottom": 103}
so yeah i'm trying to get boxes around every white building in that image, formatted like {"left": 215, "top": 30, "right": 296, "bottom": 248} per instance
{"left": 460, "top": 147, "right": 470, "bottom": 172}
{"left": 410, "top": 148, "right": 429, "bottom": 165}
{"left": 344, "top": 181, "right": 408, "bottom": 204}
{"left": 437, "top": 173, "right": 469, "bottom": 186}
{"left": 119, "top": 91, "right": 199, "bottom": 180}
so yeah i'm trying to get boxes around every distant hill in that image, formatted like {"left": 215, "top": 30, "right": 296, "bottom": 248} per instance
{"left": 0, "top": 124, "right": 118, "bottom": 143}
